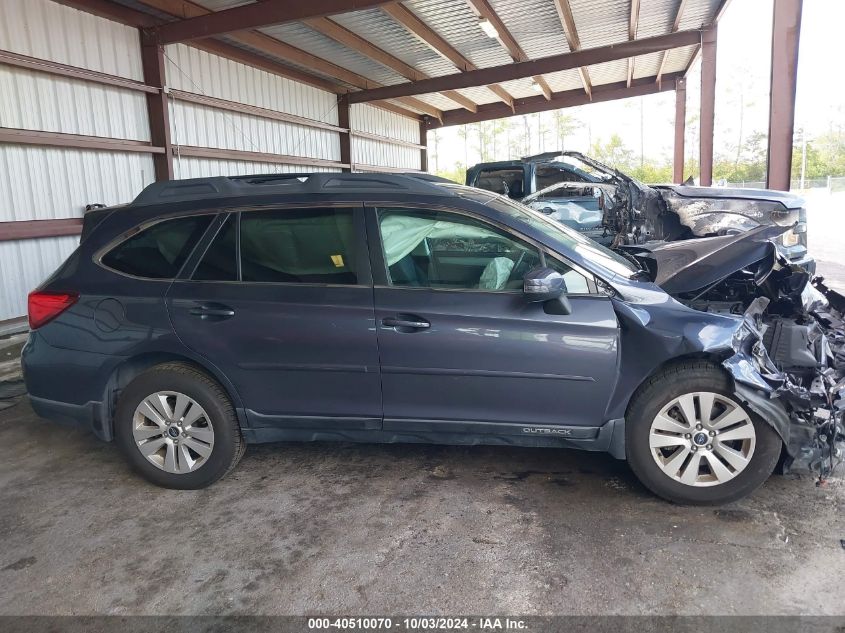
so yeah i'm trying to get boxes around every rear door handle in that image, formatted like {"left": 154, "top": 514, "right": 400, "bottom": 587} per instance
{"left": 382, "top": 316, "right": 430, "bottom": 330}
{"left": 189, "top": 303, "right": 235, "bottom": 320}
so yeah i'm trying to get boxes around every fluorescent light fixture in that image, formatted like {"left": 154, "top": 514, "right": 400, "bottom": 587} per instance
{"left": 478, "top": 18, "right": 499, "bottom": 38}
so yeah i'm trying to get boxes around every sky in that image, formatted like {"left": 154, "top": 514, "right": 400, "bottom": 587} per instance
{"left": 428, "top": 0, "right": 845, "bottom": 174}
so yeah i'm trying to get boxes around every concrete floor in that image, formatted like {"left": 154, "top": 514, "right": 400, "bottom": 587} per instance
{"left": 2, "top": 191, "right": 845, "bottom": 616}
{"left": 1, "top": 399, "right": 845, "bottom": 615}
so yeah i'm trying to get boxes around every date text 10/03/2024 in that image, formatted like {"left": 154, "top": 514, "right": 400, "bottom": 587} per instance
{"left": 307, "top": 617, "right": 528, "bottom": 630}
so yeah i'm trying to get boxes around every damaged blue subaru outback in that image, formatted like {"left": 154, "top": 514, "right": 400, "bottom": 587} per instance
{"left": 22, "top": 173, "right": 845, "bottom": 504}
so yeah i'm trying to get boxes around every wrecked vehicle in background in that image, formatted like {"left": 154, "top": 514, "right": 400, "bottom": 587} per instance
{"left": 466, "top": 151, "right": 813, "bottom": 271}
{"left": 621, "top": 224, "right": 845, "bottom": 481}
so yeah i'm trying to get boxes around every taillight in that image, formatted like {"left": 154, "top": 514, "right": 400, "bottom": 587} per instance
{"left": 27, "top": 291, "right": 78, "bottom": 330}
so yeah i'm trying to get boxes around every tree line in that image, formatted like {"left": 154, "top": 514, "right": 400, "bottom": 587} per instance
{"left": 431, "top": 112, "right": 845, "bottom": 186}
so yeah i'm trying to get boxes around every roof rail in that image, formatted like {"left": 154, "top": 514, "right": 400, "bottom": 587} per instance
{"left": 131, "top": 172, "right": 451, "bottom": 206}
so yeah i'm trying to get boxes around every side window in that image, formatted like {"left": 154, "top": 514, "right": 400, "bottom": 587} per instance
{"left": 377, "top": 208, "right": 541, "bottom": 291}
{"left": 101, "top": 215, "right": 211, "bottom": 279}
{"left": 193, "top": 215, "right": 237, "bottom": 281}
{"left": 240, "top": 208, "right": 358, "bottom": 284}
{"left": 474, "top": 168, "right": 524, "bottom": 199}
{"left": 546, "top": 255, "right": 592, "bottom": 294}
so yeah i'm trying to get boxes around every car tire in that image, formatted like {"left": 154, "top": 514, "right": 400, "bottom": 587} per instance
{"left": 625, "top": 360, "right": 781, "bottom": 505}
{"left": 114, "top": 362, "right": 245, "bottom": 489}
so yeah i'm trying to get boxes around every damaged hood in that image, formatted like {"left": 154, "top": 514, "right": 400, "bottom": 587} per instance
{"left": 621, "top": 224, "right": 789, "bottom": 295}
{"left": 655, "top": 184, "right": 805, "bottom": 209}
{"left": 653, "top": 185, "right": 804, "bottom": 237}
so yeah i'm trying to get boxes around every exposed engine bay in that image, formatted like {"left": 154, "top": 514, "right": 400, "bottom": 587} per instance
{"left": 623, "top": 227, "right": 845, "bottom": 480}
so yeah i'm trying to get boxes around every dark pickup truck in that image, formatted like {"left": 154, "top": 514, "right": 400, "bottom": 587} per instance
{"left": 466, "top": 151, "right": 813, "bottom": 272}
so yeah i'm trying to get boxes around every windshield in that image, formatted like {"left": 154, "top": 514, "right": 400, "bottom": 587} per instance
{"left": 448, "top": 185, "right": 637, "bottom": 278}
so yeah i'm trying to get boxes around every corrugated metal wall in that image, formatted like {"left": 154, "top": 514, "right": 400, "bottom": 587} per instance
{"left": 351, "top": 104, "right": 421, "bottom": 170}
{"left": 0, "top": 0, "right": 424, "bottom": 321}
{"left": 0, "top": 0, "right": 155, "bottom": 321}
{"left": 164, "top": 43, "right": 344, "bottom": 179}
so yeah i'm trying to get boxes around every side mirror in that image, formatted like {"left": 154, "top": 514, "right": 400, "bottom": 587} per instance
{"left": 523, "top": 267, "right": 565, "bottom": 302}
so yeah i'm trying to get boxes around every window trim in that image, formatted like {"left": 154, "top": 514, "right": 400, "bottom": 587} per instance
{"left": 94, "top": 211, "right": 219, "bottom": 282}
{"left": 365, "top": 202, "right": 601, "bottom": 296}
{"left": 182, "top": 212, "right": 239, "bottom": 282}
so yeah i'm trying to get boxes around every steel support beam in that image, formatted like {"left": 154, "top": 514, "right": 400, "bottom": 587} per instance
{"left": 699, "top": 26, "right": 716, "bottom": 186}
{"left": 0, "top": 219, "right": 83, "bottom": 242}
{"left": 766, "top": 0, "right": 803, "bottom": 191}
{"left": 627, "top": 0, "right": 641, "bottom": 87}
{"left": 553, "top": 0, "right": 593, "bottom": 98}
{"left": 304, "top": 16, "right": 478, "bottom": 111}
{"left": 656, "top": 0, "right": 688, "bottom": 85}
{"left": 174, "top": 146, "right": 349, "bottom": 169}
{"left": 348, "top": 29, "right": 701, "bottom": 103}
{"left": 419, "top": 120, "right": 428, "bottom": 172}
{"left": 0, "top": 49, "right": 158, "bottom": 93}
{"left": 425, "top": 74, "right": 681, "bottom": 128}
{"left": 338, "top": 95, "right": 352, "bottom": 173}
{"left": 465, "top": 0, "right": 552, "bottom": 99}
{"left": 0, "top": 127, "right": 165, "bottom": 153}
{"left": 674, "top": 78, "right": 687, "bottom": 184}
{"left": 153, "top": 0, "right": 398, "bottom": 45}
{"left": 140, "top": 33, "right": 174, "bottom": 181}
{"left": 52, "top": 0, "right": 159, "bottom": 28}
{"left": 381, "top": 3, "right": 515, "bottom": 109}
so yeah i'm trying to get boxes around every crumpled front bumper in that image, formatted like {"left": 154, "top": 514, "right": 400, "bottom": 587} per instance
{"left": 721, "top": 293, "right": 845, "bottom": 477}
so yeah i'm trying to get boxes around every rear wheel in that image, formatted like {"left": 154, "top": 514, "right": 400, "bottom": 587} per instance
{"left": 626, "top": 361, "right": 781, "bottom": 505}
{"left": 114, "top": 362, "right": 245, "bottom": 489}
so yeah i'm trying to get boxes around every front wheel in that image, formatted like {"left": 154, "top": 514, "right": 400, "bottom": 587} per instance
{"left": 625, "top": 361, "right": 781, "bottom": 505}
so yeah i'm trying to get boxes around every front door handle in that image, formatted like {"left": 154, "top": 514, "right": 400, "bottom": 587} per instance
{"left": 189, "top": 303, "right": 235, "bottom": 320}
{"left": 382, "top": 315, "right": 430, "bottom": 330}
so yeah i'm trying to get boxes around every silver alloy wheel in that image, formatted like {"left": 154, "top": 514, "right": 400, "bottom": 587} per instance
{"left": 132, "top": 391, "right": 214, "bottom": 474}
{"left": 648, "top": 391, "right": 756, "bottom": 487}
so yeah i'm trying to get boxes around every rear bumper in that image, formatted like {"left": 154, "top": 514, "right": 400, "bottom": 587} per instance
{"left": 28, "top": 395, "right": 109, "bottom": 440}
{"left": 22, "top": 332, "right": 112, "bottom": 441}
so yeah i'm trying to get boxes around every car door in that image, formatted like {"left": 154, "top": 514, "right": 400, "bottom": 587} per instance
{"left": 167, "top": 205, "right": 382, "bottom": 431}
{"left": 367, "top": 204, "right": 620, "bottom": 436}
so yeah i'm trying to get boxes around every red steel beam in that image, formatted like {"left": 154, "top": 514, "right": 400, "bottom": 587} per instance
{"left": 419, "top": 120, "right": 428, "bottom": 172}
{"left": 52, "top": 0, "right": 159, "bottom": 28}
{"left": 349, "top": 29, "right": 701, "bottom": 103}
{"left": 673, "top": 77, "right": 687, "bottom": 184}
{"left": 0, "top": 219, "right": 83, "bottom": 242}
{"left": 699, "top": 26, "right": 717, "bottom": 186}
{"left": 381, "top": 3, "right": 515, "bottom": 110}
{"left": 656, "top": 0, "right": 688, "bottom": 85}
{"left": 140, "top": 33, "right": 174, "bottom": 181}
{"left": 0, "top": 49, "right": 158, "bottom": 93}
{"left": 552, "top": 0, "right": 593, "bottom": 98}
{"left": 766, "top": 0, "right": 803, "bottom": 191}
{"left": 627, "top": 0, "right": 641, "bottom": 87}
{"left": 0, "top": 127, "right": 165, "bottom": 153}
{"left": 465, "top": 0, "right": 552, "bottom": 100}
{"left": 338, "top": 95, "right": 353, "bottom": 173}
{"left": 425, "top": 73, "right": 681, "bottom": 128}
{"left": 154, "top": 0, "right": 399, "bottom": 44}
{"left": 174, "top": 146, "right": 349, "bottom": 169}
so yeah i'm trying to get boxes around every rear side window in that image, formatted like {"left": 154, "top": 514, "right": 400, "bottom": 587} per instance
{"left": 240, "top": 208, "right": 357, "bottom": 284}
{"left": 102, "top": 215, "right": 211, "bottom": 279}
